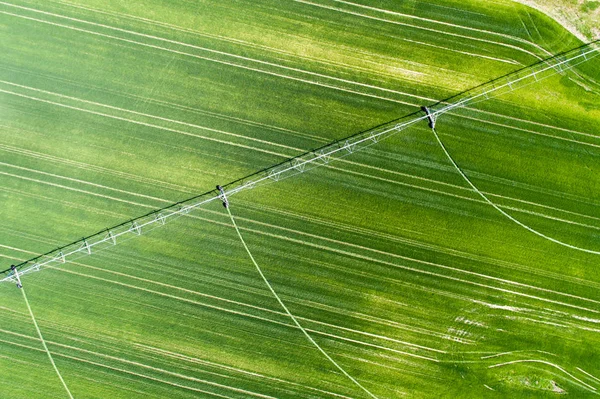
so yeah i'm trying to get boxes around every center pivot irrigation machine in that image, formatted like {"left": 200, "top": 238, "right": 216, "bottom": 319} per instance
{"left": 2, "top": 40, "right": 599, "bottom": 287}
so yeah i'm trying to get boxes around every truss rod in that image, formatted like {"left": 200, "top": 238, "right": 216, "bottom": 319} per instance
{"left": 3, "top": 41, "right": 598, "bottom": 284}
{"left": 428, "top": 40, "right": 600, "bottom": 117}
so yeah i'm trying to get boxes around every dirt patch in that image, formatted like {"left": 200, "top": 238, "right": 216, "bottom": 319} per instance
{"left": 511, "top": 0, "right": 600, "bottom": 41}
{"left": 551, "top": 380, "right": 567, "bottom": 394}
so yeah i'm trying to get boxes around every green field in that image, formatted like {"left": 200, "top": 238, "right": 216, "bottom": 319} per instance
{"left": 1, "top": 0, "right": 600, "bottom": 398}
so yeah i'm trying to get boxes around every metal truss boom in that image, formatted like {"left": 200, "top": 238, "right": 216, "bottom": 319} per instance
{"left": 2, "top": 40, "right": 599, "bottom": 284}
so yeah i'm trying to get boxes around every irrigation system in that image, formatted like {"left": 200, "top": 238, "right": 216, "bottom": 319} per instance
{"left": 2, "top": 40, "right": 599, "bottom": 285}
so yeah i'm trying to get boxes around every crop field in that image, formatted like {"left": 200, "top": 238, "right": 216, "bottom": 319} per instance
{"left": 1, "top": 0, "right": 600, "bottom": 398}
